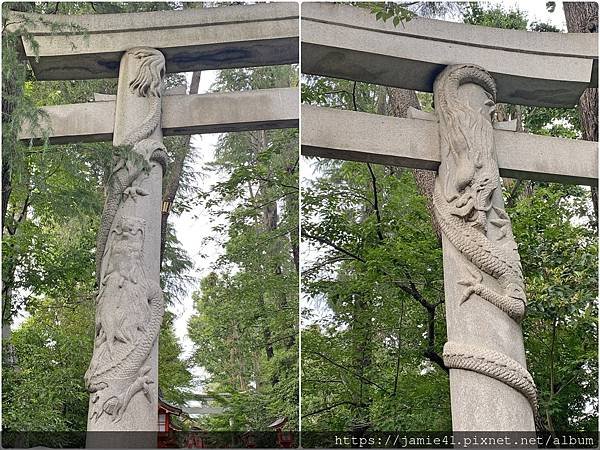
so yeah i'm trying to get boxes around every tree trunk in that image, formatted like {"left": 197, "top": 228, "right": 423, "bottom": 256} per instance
{"left": 159, "top": 0, "right": 205, "bottom": 264}
{"left": 286, "top": 166, "right": 300, "bottom": 273}
{"left": 284, "top": 187, "right": 299, "bottom": 350}
{"left": 159, "top": 71, "right": 201, "bottom": 265}
{"left": 1, "top": 61, "right": 20, "bottom": 233}
{"left": 1, "top": 193, "right": 30, "bottom": 364}
{"left": 386, "top": 88, "right": 442, "bottom": 244}
{"left": 2, "top": 162, "right": 11, "bottom": 233}
{"left": 564, "top": 2, "right": 599, "bottom": 226}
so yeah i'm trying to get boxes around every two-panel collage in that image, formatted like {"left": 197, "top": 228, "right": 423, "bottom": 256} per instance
{"left": 1, "top": 0, "right": 599, "bottom": 449}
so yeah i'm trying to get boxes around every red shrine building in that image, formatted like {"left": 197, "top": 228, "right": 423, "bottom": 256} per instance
{"left": 157, "top": 397, "right": 184, "bottom": 448}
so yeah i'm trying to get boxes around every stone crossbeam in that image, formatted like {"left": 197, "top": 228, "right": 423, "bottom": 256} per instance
{"left": 10, "top": 3, "right": 298, "bottom": 80}
{"left": 181, "top": 406, "right": 227, "bottom": 416}
{"left": 301, "top": 105, "right": 598, "bottom": 186}
{"left": 20, "top": 88, "right": 299, "bottom": 145}
{"left": 301, "top": 3, "right": 597, "bottom": 107}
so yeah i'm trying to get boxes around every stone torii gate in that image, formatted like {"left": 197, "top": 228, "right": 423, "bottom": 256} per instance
{"left": 301, "top": 3, "right": 597, "bottom": 434}
{"left": 14, "top": 3, "right": 298, "bottom": 447}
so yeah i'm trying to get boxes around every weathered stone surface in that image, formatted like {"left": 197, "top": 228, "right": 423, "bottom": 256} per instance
{"left": 433, "top": 65, "right": 535, "bottom": 432}
{"left": 20, "top": 88, "right": 299, "bottom": 144}
{"left": 94, "top": 85, "right": 186, "bottom": 102}
{"left": 9, "top": 2, "right": 298, "bottom": 80}
{"left": 301, "top": 3, "right": 597, "bottom": 107}
{"left": 301, "top": 105, "right": 598, "bottom": 186}
{"left": 86, "top": 48, "right": 166, "bottom": 448}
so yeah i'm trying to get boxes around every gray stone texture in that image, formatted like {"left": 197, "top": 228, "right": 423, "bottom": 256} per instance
{"left": 301, "top": 105, "right": 598, "bottom": 186}
{"left": 10, "top": 2, "right": 298, "bottom": 80}
{"left": 86, "top": 48, "right": 166, "bottom": 448}
{"left": 433, "top": 65, "right": 535, "bottom": 432}
{"left": 20, "top": 88, "right": 299, "bottom": 144}
{"left": 301, "top": 3, "right": 597, "bottom": 107}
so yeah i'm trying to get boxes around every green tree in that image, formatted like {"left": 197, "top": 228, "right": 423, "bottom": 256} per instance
{"left": 187, "top": 65, "right": 299, "bottom": 432}
{"left": 2, "top": 3, "right": 198, "bottom": 443}
{"left": 300, "top": 2, "right": 597, "bottom": 437}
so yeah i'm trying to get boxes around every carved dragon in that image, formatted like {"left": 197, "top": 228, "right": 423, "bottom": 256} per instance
{"left": 85, "top": 216, "right": 164, "bottom": 423}
{"left": 433, "top": 64, "right": 538, "bottom": 420}
{"left": 432, "top": 64, "right": 526, "bottom": 323}
{"left": 86, "top": 47, "right": 167, "bottom": 424}
{"left": 443, "top": 341, "right": 538, "bottom": 412}
{"left": 95, "top": 47, "right": 168, "bottom": 285}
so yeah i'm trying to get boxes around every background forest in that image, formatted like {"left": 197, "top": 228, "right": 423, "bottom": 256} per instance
{"left": 301, "top": 0, "right": 598, "bottom": 439}
{"left": 2, "top": 2, "right": 298, "bottom": 447}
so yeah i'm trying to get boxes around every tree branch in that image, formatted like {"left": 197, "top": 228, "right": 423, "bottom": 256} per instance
{"left": 306, "top": 350, "right": 392, "bottom": 395}
{"left": 424, "top": 308, "right": 448, "bottom": 374}
{"left": 302, "top": 401, "right": 362, "bottom": 419}
{"left": 393, "top": 297, "right": 405, "bottom": 396}
{"left": 302, "top": 230, "right": 366, "bottom": 263}
{"left": 505, "top": 179, "right": 522, "bottom": 209}
{"left": 367, "top": 162, "right": 384, "bottom": 242}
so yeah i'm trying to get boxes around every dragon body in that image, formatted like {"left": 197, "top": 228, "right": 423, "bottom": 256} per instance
{"left": 86, "top": 47, "right": 167, "bottom": 424}
{"left": 432, "top": 64, "right": 526, "bottom": 323}
{"left": 434, "top": 64, "right": 538, "bottom": 424}
{"left": 433, "top": 188, "right": 526, "bottom": 322}
{"left": 95, "top": 94, "right": 167, "bottom": 285}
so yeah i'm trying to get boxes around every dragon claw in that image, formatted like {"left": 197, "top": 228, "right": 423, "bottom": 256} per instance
{"left": 123, "top": 186, "right": 150, "bottom": 203}
{"left": 459, "top": 287, "right": 476, "bottom": 305}
{"left": 457, "top": 266, "right": 483, "bottom": 304}
{"left": 490, "top": 206, "right": 511, "bottom": 240}
{"left": 489, "top": 219, "right": 509, "bottom": 239}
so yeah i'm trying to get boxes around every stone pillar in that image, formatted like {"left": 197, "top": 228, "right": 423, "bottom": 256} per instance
{"left": 432, "top": 65, "right": 537, "bottom": 433}
{"left": 86, "top": 47, "right": 167, "bottom": 448}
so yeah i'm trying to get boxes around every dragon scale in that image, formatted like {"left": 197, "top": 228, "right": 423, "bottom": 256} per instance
{"left": 87, "top": 47, "right": 167, "bottom": 423}
{"left": 435, "top": 64, "right": 537, "bottom": 424}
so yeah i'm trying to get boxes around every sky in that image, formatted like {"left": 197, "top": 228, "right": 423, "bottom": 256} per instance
{"left": 169, "top": 70, "right": 220, "bottom": 390}
{"left": 500, "top": 0, "right": 566, "bottom": 29}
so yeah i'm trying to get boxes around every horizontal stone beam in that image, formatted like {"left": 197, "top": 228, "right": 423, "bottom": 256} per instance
{"left": 20, "top": 88, "right": 298, "bottom": 144}
{"left": 10, "top": 3, "right": 298, "bottom": 80}
{"left": 182, "top": 406, "right": 227, "bottom": 416}
{"left": 301, "top": 105, "right": 598, "bottom": 186}
{"left": 301, "top": 3, "right": 597, "bottom": 107}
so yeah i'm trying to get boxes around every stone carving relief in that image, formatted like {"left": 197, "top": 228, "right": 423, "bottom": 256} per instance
{"left": 95, "top": 47, "right": 168, "bottom": 281}
{"left": 85, "top": 47, "right": 167, "bottom": 424}
{"left": 432, "top": 64, "right": 538, "bottom": 416}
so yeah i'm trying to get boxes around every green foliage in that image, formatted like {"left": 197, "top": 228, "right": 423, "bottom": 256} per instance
{"left": 159, "top": 311, "right": 195, "bottom": 406}
{"left": 302, "top": 160, "right": 449, "bottom": 432}
{"left": 301, "top": 75, "right": 385, "bottom": 114}
{"left": 301, "top": 3, "right": 597, "bottom": 435}
{"left": 510, "top": 184, "right": 598, "bottom": 432}
{"left": 521, "top": 105, "right": 581, "bottom": 139}
{"left": 187, "top": 65, "right": 299, "bottom": 431}
{"left": 2, "top": 3, "right": 196, "bottom": 440}
{"left": 2, "top": 299, "right": 94, "bottom": 441}
{"left": 463, "top": 2, "right": 528, "bottom": 29}
{"left": 356, "top": 2, "right": 415, "bottom": 27}
{"left": 3, "top": 302, "right": 192, "bottom": 445}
